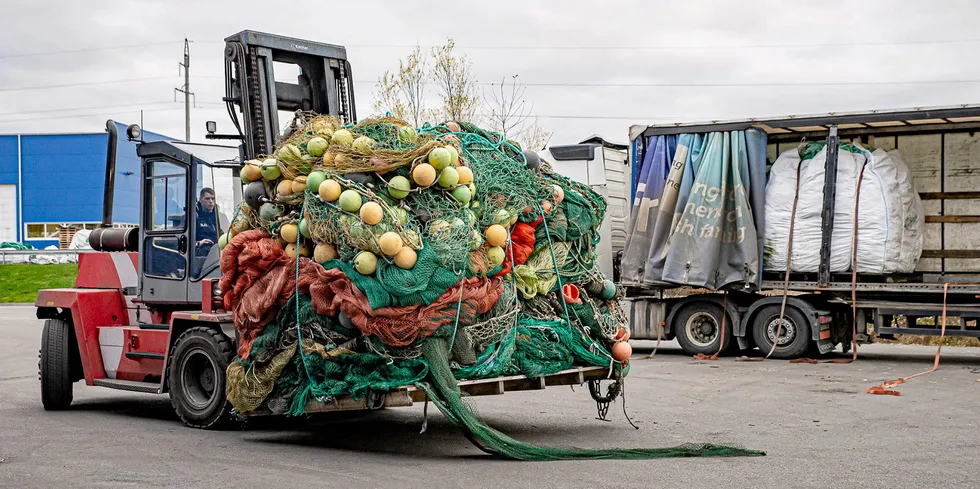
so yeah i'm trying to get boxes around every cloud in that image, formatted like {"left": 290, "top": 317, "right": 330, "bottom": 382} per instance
{"left": 0, "top": 0, "right": 978, "bottom": 146}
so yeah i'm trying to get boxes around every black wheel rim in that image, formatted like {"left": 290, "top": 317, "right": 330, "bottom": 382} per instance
{"left": 765, "top": 316, "right": 797, "bottom": 346}
{"left": 685, "top": 312, "right": 719, "bottom": 348}
{"left": 179, "top": 347, "right": 218, "bottom": 412}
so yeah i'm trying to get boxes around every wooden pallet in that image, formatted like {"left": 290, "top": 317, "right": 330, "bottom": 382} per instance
{"left": 296, "top": 366, "right": 612, "bottom": 415}
{"left": 58, "top": 226, "right": 78, "bottom": 249}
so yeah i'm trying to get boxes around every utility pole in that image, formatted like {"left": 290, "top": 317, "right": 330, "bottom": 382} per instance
{"left": 175, "top": 39, "right": 194, "bottom": 142}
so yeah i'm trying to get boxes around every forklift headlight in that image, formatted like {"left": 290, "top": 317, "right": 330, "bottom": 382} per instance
{"left": 126, "top": 124, "right": 142, "bottom": 140}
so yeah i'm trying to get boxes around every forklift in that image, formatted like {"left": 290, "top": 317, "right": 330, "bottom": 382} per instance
{"left": 35, "top": 30, "right": 357, "bottom": 428}
{"left": 36, "top": 30, "right": 612, "bottom": 429}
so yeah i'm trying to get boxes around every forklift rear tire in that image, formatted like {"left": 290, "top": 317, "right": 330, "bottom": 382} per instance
{"left": 40, "top": 318, "right": 74, "bottom": 410}
{"left": 751, "top": 305, "right": 810, "bottom": 359}
{"left": 168, "top": 327, "right": 234, "bottom": 429}
{"left": 673, "top": 302, "right": 736, "bottom": 356}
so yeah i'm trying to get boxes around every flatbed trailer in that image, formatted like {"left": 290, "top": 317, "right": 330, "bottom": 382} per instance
{"left": 553, "top": 105, "right": 980, "bottom": 358}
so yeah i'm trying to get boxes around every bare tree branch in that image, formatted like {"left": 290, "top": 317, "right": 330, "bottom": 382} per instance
{"left": 485, "top": 74, "right": 534, "bottom": 141}
{"left": 431, "top": 39, "right": 480, "bottom": 122}
{"left": 372, "top": 40, "right": 551, "bottom": 149}
{"left": 516, "top": 117, "right": 552, "bottom": 151}
{"left": 398, "top": 45, "right": 427, "bottom": 126}
{"left": 372, "top": 70, "right": 407, "bottom": 120}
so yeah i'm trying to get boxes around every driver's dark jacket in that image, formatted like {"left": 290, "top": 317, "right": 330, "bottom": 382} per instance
{"left": 195, "top": 201, "right": 218, "bottom": 246}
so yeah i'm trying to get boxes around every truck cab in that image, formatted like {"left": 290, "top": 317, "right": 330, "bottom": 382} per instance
{"left": 137, "top": 141, "right": 241, "bottom": 303}
{"left": 541, "top": 136, "right": 631, "bottom": 280}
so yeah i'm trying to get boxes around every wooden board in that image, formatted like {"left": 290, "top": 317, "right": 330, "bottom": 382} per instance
{"left": 898, "top": 134, "right": 943, "bottom": 272}
{"left": 246, "top": 366, "right": 614, "bottom": 416}
{"left": 407, "top": 366, "right": 611, "bottom": 403}
{"left": 943, "top": 133, "right": 980, "bottom": 272}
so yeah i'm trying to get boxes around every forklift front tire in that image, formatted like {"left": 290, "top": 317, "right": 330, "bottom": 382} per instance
{"left": 168, "top": 327, "right": 234, "bottom": 429}
{"left": 40, "top": 318, "right": 74, "bottom": 410}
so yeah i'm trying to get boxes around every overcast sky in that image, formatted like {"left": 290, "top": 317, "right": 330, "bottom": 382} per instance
{"left": 1, "top": 0, "right": 979, "bottom": 146}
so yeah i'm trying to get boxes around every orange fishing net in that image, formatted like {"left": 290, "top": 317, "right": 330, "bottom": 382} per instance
{"left": 221, "top": 231, "right": 504, "bottom": 357}
{"left": 496, "top": 221, "right": 537, "bottom": 276}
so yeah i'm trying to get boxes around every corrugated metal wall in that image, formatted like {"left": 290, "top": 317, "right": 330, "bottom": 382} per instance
{"left": 0, "top": 124, "right": 173, "bottom": 247}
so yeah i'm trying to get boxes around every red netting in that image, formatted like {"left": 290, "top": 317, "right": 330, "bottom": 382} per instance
{"left": 221, "top": 232, "right": 505, "bottom": 354}
{"left": 312, "top": 273, "right": 504, "bottom": 347}
{"left": 496, "top": 221, "right": 537, "bottom": 277}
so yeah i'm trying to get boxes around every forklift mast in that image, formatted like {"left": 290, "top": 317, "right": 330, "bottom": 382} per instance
{"left": 88, "top": 31, "right": 358, "bottom": 306}
{"left": 222, "top": 30, "right": 357, "bottom": 161}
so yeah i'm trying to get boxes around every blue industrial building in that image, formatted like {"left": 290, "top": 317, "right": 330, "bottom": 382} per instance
{"left": 0, "top": 123, "right": 173, "bottom": 248}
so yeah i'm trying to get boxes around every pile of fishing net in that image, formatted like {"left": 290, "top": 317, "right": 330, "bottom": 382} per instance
{"left": 218, "top": 114, "right": 764, "bottom": 460}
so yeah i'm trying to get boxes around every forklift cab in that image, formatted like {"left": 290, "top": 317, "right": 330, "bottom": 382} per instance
{"left": 136, "top": 141, "right": 242, "bottom": 304}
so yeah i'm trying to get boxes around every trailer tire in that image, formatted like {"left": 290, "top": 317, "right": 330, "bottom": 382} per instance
{"left": 40, "top": 318, "right": 74, "bottom": 410}
{"left": 168, "top": 327, "right": 234, "bottom": 429}
{"left": 673, "top": 302, "right": 735, "bottom": 356}
{"left": 751, "top": 305, "right": 810, "bottom": 359}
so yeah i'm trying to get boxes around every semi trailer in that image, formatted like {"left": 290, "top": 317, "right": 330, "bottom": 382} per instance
{"left": 547, "top": 106, "right": 980, "bottom": 358}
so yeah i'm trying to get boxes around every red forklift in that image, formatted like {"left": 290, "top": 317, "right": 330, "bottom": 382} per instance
{"left": 36, "top": 30, "right": 358, "bottom": 428}
{"left": 36, "top": 30, "right": 610, "bottom": 429}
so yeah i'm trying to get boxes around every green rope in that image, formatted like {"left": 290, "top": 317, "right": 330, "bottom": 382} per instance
{"left": 418, "top": 337, "right": 766, "bottom": 460}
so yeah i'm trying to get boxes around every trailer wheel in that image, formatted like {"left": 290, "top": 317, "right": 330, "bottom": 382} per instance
{"left": 40, "top": 318, "right": 74, "bottom": 410}
{"left": 673, "top": 302, "right": 735, "bottom": 356}
{"left": 751, "top": 305, "right": 810, "bottom": 359}
{"left": 168, "top": 327, "right": 233, "bottom": 429}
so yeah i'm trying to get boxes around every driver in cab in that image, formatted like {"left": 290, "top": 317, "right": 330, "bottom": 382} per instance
{"left": 195, "top": 188, "right": 218, "bottom": 254}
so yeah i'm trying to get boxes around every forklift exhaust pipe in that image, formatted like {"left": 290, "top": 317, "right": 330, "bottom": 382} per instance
{"left": 102, "top": 119, "right": 117, "bottom": 228}
{"left": 90, "top": 227, "right": 138, "bottom": 252}
{"left": 89, "top": 120, "right": 138, "bottom": 252}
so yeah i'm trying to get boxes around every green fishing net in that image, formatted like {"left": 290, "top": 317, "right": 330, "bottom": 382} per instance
{"left": 221, "top": 114, "right": 764, "bottom": 460}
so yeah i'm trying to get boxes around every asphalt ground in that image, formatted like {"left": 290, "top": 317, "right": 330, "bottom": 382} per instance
{"left": 1, "top": 304, "right": 978, "bottom": 489}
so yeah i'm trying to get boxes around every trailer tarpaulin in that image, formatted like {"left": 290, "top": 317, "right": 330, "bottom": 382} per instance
{"left": 621, "top": 130, "right": 767, "bottom": 289}
{"left": 620, "top": 134, "right": 675, "bottom": 285}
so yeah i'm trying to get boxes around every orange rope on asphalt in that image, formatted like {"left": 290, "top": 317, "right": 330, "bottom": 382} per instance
{"left": 867, "top": 283, "right": 952, "bottom": 396}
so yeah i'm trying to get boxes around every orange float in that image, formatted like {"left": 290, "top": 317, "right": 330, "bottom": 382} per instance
{"left": 611, "top": 341, "right": 632, "bottom": 362}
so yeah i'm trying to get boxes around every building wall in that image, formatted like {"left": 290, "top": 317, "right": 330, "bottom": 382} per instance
{"left": 0, "top": 136, "right": 20, "bottom": 243}
{"left": 0, "top": 123, "right": 173, "bottom": 248}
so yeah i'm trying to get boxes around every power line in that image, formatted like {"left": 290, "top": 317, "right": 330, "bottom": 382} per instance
{"left": 0, "top": 105, "right": 225, "bottom": 124}
{"left": 195, "top": 102, "right": 682, "bottom": 121}
{"left": 0, "top": 76, "right": 173, "bottom": 93}
{"left": 342, "top": 38, "right": 980, "bottom": 50}
{"left": 5, "top": 36, "right": 977, "bottom": 61}
{"left": 0, "top": 41, "right": 182, "bottom": 60}
{"left": 92, "top": 75, "right": 980, "bottom": 90}
{"left": 198, "top": 102, "right": 675, "bottom": 120}
{"left": 529, "top": 114, "right": 678, "bottom": 121}
{"left": 0, "top": 107, "right": 181, "bottom": 124}
{"left": 352, "top": 79, "right": 980, "bottom": 88}
{"left": 0, "top": 101, "right": 177, "bottom": 117}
